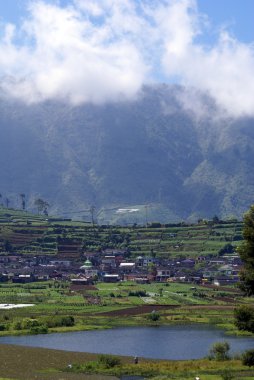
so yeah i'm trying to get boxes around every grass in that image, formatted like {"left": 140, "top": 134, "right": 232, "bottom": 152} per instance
{"left": 0, "top": 343, "right": 254, "bottom": 380}
{"left": 65, "top": 355, "right": 254, "bottom": 379}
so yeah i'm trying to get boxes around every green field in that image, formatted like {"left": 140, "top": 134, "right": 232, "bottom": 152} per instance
{"left": 0, "top": 279, "right": 248, "bottom": 338}
{"left": 0, "top": 207, "right": 242, "bottom": 258}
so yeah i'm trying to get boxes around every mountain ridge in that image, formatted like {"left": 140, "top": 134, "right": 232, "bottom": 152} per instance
{"left": 0, "top": 84, "right": 253, "bottom": 223}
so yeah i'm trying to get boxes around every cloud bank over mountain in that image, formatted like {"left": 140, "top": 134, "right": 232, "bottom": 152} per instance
{"left": 0, "top": 0, "right": 253, "bottom": 117}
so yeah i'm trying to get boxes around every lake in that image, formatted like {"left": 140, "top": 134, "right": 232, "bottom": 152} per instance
{"left": 0, "top": 325, "right": 254, "bottom": 360}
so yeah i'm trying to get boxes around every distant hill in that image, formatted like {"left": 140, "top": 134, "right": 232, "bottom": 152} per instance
{"left": 0, "top": 84, "right": 254, "bottom": 223}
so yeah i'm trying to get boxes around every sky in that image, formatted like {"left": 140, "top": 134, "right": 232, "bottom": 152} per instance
{"left": 0, "top": 0, "right": 253, "bottom": 118}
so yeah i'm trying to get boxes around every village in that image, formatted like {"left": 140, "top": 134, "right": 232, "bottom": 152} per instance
{"left": 0, "top": 248, "right": 242, "bottom": 288}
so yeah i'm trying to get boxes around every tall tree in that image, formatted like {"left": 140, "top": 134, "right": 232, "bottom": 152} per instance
{"left": 238, "top": 205, "right": 254, "bottom": 295}
{"left": 34, "top": 198, "right": 49, "bottom": 215}
{"left": 20, "top": 193, "right": 26, "bottom": 210}
{"left": 5, "top": 197, "right": 10, "bottom": 208}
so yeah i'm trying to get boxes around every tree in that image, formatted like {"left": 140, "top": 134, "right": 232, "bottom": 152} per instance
{"left": 234, "top": 305, "right": 254, "bottom": 332}
{"left": 5, "top": 197, "right": 10, "bottom": 208}
{"left": 147, "top": 310, "right": 160, "bottom": 322}
{"left": 19, "top": 193, "right": 26, "bottom": 210}
{"left": 209, "top": 341, "right": 230, "bottom": 361}
{"left": 34, "top": 198, "right": 49, "bottom": 215}
{"left": 238, "top": 205, "right": 254, "bottom": 295}
{"left": 242, "top": 349, "right": 254, "bottom": 367}
{"left": 212, "top": 215, "right": 220, "bottom": 224}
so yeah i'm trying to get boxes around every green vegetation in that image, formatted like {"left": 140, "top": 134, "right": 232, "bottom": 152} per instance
{"left": 234, "top": 305, "right": 254, "bottom": 333}
{"left": 0, "top": 343, "right": 254, "bottom": 380}
{"left": 147, "top": 310, "right": 161, "bottom": 322}
{"left": 238, "top": 204, "right": 254, "bottom": 295}
{"left": 0, "top": 279, "right": 247, "bottom": 338}
{"left": 0, "top": 207, "right": 243, "bottom": 258}
{"left": 209, "top": 341, "right": 230, "bottom": 361}
{"left": 66, "top": 353, "right": 254, "bottom": 380}
{"left": 242, "top": 349, "right": 254, "bottom": 367}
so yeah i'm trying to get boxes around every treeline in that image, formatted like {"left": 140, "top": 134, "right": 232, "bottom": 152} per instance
{"left": 0, "top": 315, "right": 75, "bottom": 334}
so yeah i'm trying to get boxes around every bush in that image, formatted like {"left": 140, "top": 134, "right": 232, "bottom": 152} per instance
{"left": 147, "top": 311, "right": 160, "bottom": 322}
{"left": 209, "top": 341, "right": 230, "bottom": 361}
{"left": 128, "top": 290, "right": 147, "bottom": 297}
{"left": 98, "top": 354, "right": 121, "bottom": 368}
{"left": 221, "top": 368, "right": 234, "bottom": 380}
{"left": 242, "top": 349, "right": 254, "bottom": 367}
{"left": 45, "top": 315, "right": 75, "bottom": 328}
{"left": 234, "top": 305, "right": 254, "bottom": 332}
{"left": 22, "top": 318, "right": 39, "bottom": 329}
{"left": 13, "top": 321, "right": 22, "bottom": 330}
{"left": 30, "top": 324, "right": 48, "bottom": 334}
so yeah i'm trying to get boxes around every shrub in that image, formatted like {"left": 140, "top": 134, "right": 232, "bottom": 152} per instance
{"left": 61, "top": 316, "right": 75, "bottom": 327}
{"left": 209, "top": 341, "right": 230, "bottom": 361}
{"left": 98, "top": 354, "right": 121, "bottom": 368}
{"left": 234, "top": 305, "right": 254, "bottom": 332}
{"left": 22, "top": 318, "right": 39, "bottom": 329}
{"left": 30, "top": 324, "right": 48, "bottom": 334}
{"left": 45, "top": 315, "right": 75, "bottom": 328}
{"left": 128, "top": 290, "right": 147, "bottom": 297}
{"left": 13, "top": 321, "right": 22, "bottom": 330}
{"left": 242, "top": 349, "right": 254, "bottom": 367}
{"left": 221, "top": 368, "right": 234, "bottom": 380}
{"left": 147, "top": 311, "right": 160, "bottom": 322}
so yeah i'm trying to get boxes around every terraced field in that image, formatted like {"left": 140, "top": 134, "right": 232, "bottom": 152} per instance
{"left": 0, "top": 207, "right": 242, "bottom": 259}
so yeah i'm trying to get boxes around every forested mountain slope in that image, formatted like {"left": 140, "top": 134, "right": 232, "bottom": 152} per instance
{"left": 0, "top": 85, "right": 253, "bottom": 223}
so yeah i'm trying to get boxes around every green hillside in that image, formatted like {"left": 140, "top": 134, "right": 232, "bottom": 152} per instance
{"left": 0, "top": 207, "right": 242, "bottom": 258}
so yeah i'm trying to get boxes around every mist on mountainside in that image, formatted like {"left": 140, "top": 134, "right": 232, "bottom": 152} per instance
{"left": 0, "top": 84, "right": 254, "bottom": 224}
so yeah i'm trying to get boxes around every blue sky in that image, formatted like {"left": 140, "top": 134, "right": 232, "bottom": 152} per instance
{"left": 199, "top": 0, "right": 254, "bottom": 43}
{"left": 0, "top": 0, "right": 253, "bottom": 118}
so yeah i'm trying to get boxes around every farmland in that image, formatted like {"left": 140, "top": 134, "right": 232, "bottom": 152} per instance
{"left": 0, "top": 207, "right": 252, "bottom": 379}
{"left": 0, "top": 208, "right": 242, "bottom": 259}
{"left": 0, "top": 207, "right": 247, "bottom": 335}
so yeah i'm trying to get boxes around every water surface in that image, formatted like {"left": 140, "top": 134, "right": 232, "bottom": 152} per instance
{"left": 0, "top": 325, "right": 254, "bottom": 360}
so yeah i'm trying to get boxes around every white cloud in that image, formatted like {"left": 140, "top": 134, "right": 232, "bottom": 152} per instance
{"left": 0, "top": 0, "right": 253, "bottom": 117}
{"left": 159, "top": 0, "right": 254, "bottom": 118}
{"left": 0, "top": 0, "right": 148, "bottom": 104}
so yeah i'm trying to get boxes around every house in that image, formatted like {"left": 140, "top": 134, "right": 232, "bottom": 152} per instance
{"left": 213, "top": 276, "right": 238, "bottom": 286}
{"left": 102, "top": 274, "right": 120, "bottom": 283}
{"left": 71, "top": 277, "right": 93, "bottom": 285}
{"left": 101, "top": 256, "right": 117, "bottom": 270}
{"left": 156, "top": 267, "right": 172, "bottom": 282}
{"left": 119, "top": 262, "right": 135, "bottom": 273}
{"left": 181, "top": 259, "right": 195, "bottom": 268}
{"left": 49, "top": 260, "right": 71, "bottom": 267}
{"left": 12, "top": 274, "right": 34, "bottom": 283}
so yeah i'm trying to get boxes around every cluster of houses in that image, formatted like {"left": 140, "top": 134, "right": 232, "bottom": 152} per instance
{"left": 0, "top": 248, "right": 242, "bottom": 287}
